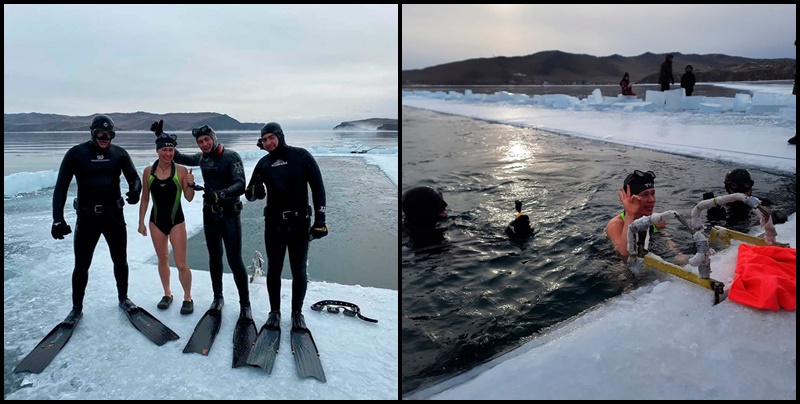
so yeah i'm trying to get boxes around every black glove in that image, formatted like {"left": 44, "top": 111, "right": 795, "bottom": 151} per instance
{"left": 203, "top": 190, "right": 224, "bottom": 204}
{"left": 257, "top": 138, "right": 264, "bottom": 150}
{"left": 245, "top": 184, "right": 266, "bottom": 201}
{"left": 253, "top": 184, "right": 265, "bottom": 199}
{"left": 51, "top": 221, "right": 72, "bottom": 239}
{"left": 150, "top": 119, "right": 164, "bottom": 136}
{"left": 309, "top": 222, "right": 328, "bottom": 240}
{"left": 126, "top": 190, "right": 140, "bottom": 205}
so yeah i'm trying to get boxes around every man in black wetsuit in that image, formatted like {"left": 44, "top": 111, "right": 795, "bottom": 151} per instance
{"left": 245, "top": 122, "right": 328, "bottom": 331}
{"left": 705, "top": 168, "right": 788, "bottom": 232}
{"left": 51, "top": 114, "right": 142, "bottom": 321}
{"left": 170, "top": 124, "right": 251, "bottom": 319}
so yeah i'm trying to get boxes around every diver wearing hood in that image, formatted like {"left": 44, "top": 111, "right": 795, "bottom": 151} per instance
{"left": 705, "top": 168, "right": 788, "bottom": 232}
{"left": 51, "top": 114, "right": 142, "bottom": 317}
{"left": 165, "top": 121, "right": 251, "bottom": 314}
{"left": 402, "top": 185, "right": 449, "bottom": 250}
{"left": 245, "top": 122, "right": 327, "bottom": 323}
{"left": 402, "top": 186, "right": 447, "bottom": 229}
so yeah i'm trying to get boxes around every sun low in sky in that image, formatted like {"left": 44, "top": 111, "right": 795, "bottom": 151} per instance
{"left": 403, "top": 4, "right": 796, "bottom": 70}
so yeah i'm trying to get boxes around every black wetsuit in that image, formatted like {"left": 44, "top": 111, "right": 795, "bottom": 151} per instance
{"left": 245, "top": 143, "right": 326, "bottom": 313}
{"left": 173, "top": 147, "right": 249, "bottom": 306}
{"left": 707, "top": 195, "right": 780, "bottom": 233}
{"left": 659, "top": 58, "right": 674, "bottom": 92}
{"left": 147, "top": 161, "right": 185, "bottom": 235}
{"left": 52, "top": 140, "right": 142, "bottom": 309}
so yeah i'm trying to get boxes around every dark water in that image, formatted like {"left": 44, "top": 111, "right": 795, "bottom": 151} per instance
{"left": 179, "top": 156, "right": 398, "bottom": 290}
{"left": 3, "top": 130, "right": 395, "bottom": 176}
{"left": 400, "top": 106, "right": 795, "bottom": 396}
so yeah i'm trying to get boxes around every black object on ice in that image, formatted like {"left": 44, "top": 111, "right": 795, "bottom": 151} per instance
{"left": 232, "top": 307, "right": 257, "bottom": 368}
{"left": 290, "top": 312, "right": 326, "bottom": 382}
{"left": 183, "top": 298, "right": 223, "bottom": 355}
{"left": 310, "top": 300, "right": 378, "bottom": 323}
{"left": 120, "top": 299, "right": 180, "bottom": 346}
{"left": 350, "top": 145, "right": 381, "bottom": 154}
{"left": 246, "top": 311, "right": 281, "bottom": 373}
{"left": 14, "top": 309, "right": 83, "bottom": 374}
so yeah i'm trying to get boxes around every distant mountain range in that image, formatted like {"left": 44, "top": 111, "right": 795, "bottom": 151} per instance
{"left": 3, "top": 112, "right": 263, "bottom": 133}
{"left": 402, "top": 51, "right": 796, "bottom": 85}
{"left": 332, "top": 118, "right": 398, "bottom": 131}
{"left": 3, "top": 112, "right": 399, "bottom": 132}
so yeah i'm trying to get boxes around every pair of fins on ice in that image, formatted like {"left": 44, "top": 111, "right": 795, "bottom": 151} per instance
{"left": 183, "top": 300, "right": 326, "bottom": 382}
{"left": 181, "top": 298, "right": 260, "bottom": 371}
{"left": 15, "top": 298, "right": 325, "bottom": 382}
{"left": 14, "top": 299, "right": 179, "bottom": 374}
{"left": 244, "top": 312, "right": 327, "bottom": 382}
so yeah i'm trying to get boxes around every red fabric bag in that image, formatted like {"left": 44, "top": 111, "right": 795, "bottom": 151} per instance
{"left": 728, "top": 244, "right": 796, "bottom": 310}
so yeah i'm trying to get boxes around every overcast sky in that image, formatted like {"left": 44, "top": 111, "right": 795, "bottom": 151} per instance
{"left": 403, "top": 4, "right": 797, "bottom": 71}
{"left": 4, "top": 4, "right": 397, "bottom": 129}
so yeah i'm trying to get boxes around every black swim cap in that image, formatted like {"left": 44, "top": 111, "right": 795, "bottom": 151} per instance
{"left": 623, "top": 170, "right": 656, "bottom": 195}
{"left": 155, "top": 133, "right": 177, "bottom": 150}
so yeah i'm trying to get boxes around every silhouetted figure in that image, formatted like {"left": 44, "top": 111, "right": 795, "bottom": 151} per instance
{"left": 658, "top": 54, "right": 674, "bottom": 92}
{"left": 506, "top": 200, "right": 534, "bottom": 239}
{"left": 402, "top": 186, "right": 448, "bottom": 248}
{"left": 620, "top": 72, "right": 636, "bottom": 96}
{"left": 680, "top": 64, "right": 696, "bottom": 96}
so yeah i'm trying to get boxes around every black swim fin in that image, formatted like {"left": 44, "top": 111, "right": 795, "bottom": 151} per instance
{"left": 183, "top": 303, "right": 222, "bottom": 355}
{"left": 120, "top": 299, "right": 180, "bottom": 346}
{"left": 232, "top": 317, "right": 257, "bottom": 368}
{"left": 247, "top": 322, "right": 281, "bottom": 373}
{"left": 14, "top": 311, "right": 82, "bottom": 374}
{"left": 291, "top": 330, "right": 326, "bottom": 382}
{"left": 290, "top": 313, "right": 326, "bottom": 382}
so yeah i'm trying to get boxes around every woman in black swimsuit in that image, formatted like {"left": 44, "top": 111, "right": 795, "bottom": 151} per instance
{"left": 138, "top": 134, "right": 197, "bottom": 314}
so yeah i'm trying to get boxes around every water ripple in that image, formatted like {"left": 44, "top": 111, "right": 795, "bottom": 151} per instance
{"left": 401, "top": 106, "right": 795, "bottom": 396}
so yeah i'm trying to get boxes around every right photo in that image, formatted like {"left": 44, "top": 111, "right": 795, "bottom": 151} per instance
{"left": 402, "top": 4, "right": 797, "bottom": 400}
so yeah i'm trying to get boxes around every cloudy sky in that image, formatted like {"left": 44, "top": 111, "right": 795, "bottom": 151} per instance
{"left": 4, "top": 4, "right": 397, "bottom": 129}
{"left": 403, "top": 4, "right": 796, "bottom": 70}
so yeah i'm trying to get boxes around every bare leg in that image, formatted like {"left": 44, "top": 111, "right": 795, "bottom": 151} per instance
{"left": 169, "top": 222, "right": 192, "bottom": 302}
{"left": 149, "top": 222, "right": 172, "bottom": 297}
